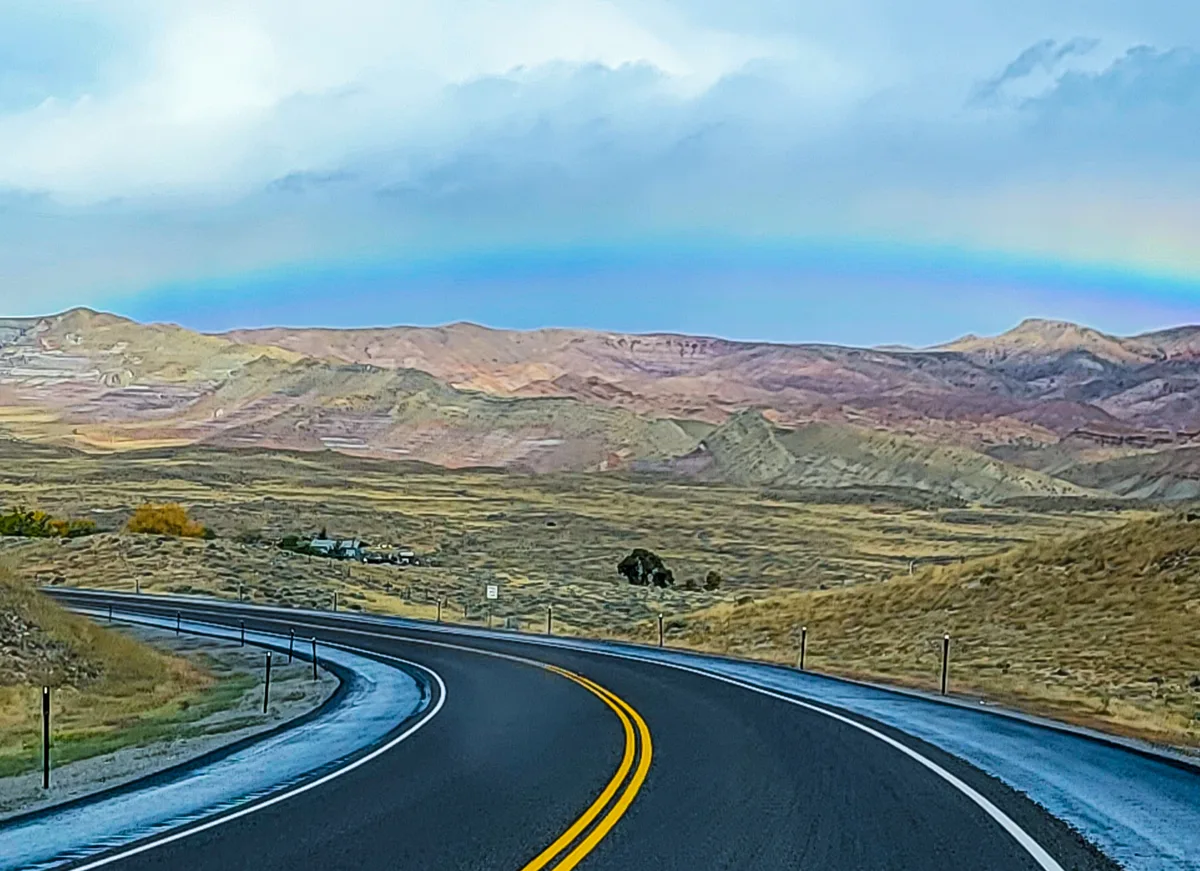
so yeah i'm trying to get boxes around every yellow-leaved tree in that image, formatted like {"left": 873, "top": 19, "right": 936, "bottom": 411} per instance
{"left": 126, "top": 504, "right": 211, "bottom": 539}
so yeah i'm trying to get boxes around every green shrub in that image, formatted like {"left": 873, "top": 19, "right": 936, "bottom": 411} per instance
{"left": 0, "top": 507, "right": 96, "bottom": 538}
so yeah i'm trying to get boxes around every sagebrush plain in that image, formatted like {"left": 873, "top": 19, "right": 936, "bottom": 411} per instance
{"left": 5, "top": 441, "right": 1192, "bottom": 746}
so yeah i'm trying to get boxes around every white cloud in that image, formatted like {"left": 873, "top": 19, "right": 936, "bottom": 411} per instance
{"left": 0, "top": 0, "right": 786, "bottom": 200}
{"left": 3, "top": 0, "right": 1200, "bottom": 314}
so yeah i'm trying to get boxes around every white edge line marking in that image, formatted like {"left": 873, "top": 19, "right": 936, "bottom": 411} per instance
{"left": 141, "top": 603, "right": 1064, "bottom": 871}
{"left": 60, "top": 613, "right": 448, "bottom": 871}
{"left": 637, "top": 661, "right": 1066, "bottom": 871}
{"left": 72, "top": 597, "right": 1064, "bottom": 871}
{"left": 58, "top": 603, "right": 606, "bottom": 871}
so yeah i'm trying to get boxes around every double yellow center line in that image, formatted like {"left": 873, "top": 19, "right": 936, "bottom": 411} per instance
{"left": 520, "top": 665, "right": 653, "bottom": 871}
{"left": 91, "top": 601, "right": 650, "bottom": 869}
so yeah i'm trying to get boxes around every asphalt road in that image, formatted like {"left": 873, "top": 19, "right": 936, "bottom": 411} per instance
{"left": 46, "top": 591, "right": 1119, "bottom": 871}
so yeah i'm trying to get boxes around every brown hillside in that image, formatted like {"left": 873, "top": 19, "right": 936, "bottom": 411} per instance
{"left": 0, "top": 568, "right": 100, "bottom": 688}
{"left": 675, "top": 514, "right": 1200, "bottom": 746}
{"left": 0, "top": 563, "right": 194, "bottom": 691}
{"left": 186, "top": 357, "right": 700, "bottom": 471}
{"left": 228, "top": 318, "right": 1200, "bottom": 449}
{"left": 0, "top": 564, "right": 218, "bottom": 778}
{"left": 7, "top": 309, "right": 1200, "bottom": 481}
{"left": 938, "top": 317, "right": 1160, "bottom": 365}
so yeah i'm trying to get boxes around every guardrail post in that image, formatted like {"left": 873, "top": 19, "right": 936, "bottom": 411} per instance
{"left": 799, "top": 626, "right": 807, "bottom": 671}
{"left": 288, "top": 629, "right": 295, "bottom": 663}
{"left": 135, "top": 578, "right": 140, "bottom": 595}
{"left": 42, "top": 686, "right": 50, "bottom": 789}
{"left": 238, "top": 583, "right": 243, "bottom": 602}
{"left": 546, "top": 605, "right": 553, "bottom": 636}
{"left": 311, "top": 638, "right": 318, "bottom": 681}
{"left": 240, "top": 621, "right": 245, "bottom": 646}
{"left": 658, "top": 613, "right": 664, "bottom": 648}
{"left": 332, "top": 591, "right": 338, "bottom": 612}
{"left": 263, "top": 651, "right": 272, "bottom": 714}
{"left": 941, "top": 633, "right": 951, "bottom": 695}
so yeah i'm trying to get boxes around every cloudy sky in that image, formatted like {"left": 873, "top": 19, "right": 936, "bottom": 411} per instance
{"left": 3, "top": 0, "right": 1200, "bottom": 345}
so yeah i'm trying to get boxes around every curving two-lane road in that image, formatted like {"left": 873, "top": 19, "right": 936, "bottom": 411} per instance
{"left": 44, "top": 591, "right": 1118, "bottom": 871}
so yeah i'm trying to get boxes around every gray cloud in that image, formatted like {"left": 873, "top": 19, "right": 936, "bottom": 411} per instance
{"left": 970, "top": 37, "right": 1100, "bottom": 106}
{"left": 1029, "top": 44, "right": 1200, "bottom": 112}
{"left": 1010, "top": 45, "right": 1200, "bottom": 175}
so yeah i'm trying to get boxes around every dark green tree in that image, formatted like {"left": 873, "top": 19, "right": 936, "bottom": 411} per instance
{"left": 617, "top": 549, "right": 675, "bottom": 588}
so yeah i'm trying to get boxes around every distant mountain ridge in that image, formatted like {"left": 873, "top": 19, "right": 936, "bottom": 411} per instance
{"left": 939, "top": 318, "right": 1157, "bottom": 364}
{"left": 228, "top": 316, "right": 1200, "bottom": 444}
{"left": 941, "top": 317, "right": 1200, "bottom": 364}
{"left": 4, "top": 308, "right": 1200, "bottom": 501}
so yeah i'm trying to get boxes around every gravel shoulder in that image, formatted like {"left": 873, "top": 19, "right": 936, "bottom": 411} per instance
{"left": 0, "top": 623, "right": 338, "bottom": 821}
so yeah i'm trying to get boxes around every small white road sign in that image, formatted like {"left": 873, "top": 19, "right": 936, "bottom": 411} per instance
{"left": 486, "top": 584, "right": 499, "bottom": 600}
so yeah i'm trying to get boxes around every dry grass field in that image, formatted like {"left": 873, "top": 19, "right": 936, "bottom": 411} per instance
{"left": 673, "top": 515, "right": 1200, "bottom": 748}
{"left": 0, "top": 564, "right": 214, "bottom": 777}
{"left": 0, "top": 445, "right": 1144, "bottom": 626}
{"left": 3, "top": 442, "right": 1190, "bottom": 745}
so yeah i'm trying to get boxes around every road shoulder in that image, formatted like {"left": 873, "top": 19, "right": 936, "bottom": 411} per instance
{"left": 0, "top": 622, "right": 338, "bottom": 822}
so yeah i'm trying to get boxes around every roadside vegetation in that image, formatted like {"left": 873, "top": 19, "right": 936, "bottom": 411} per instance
{"left": 126, "top": 503, "right": 213, "bottom": 539}
{"left": 0, "top": 508, "right": 95, "bottom": 539}
{"left": 0, "top": 563, "right": 286, "bottom": 778}
{"left": 616, "top": 549, "right": 721, "bottom": 591}
{"left": 671, "top": 514, "right": 1200, "bottom": 748}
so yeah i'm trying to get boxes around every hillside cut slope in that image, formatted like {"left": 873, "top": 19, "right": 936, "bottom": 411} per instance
{"left": 0, "top": 564, "right": 238, "bottom": 781}
{"left": 0, "top": 569, "right": 102, "bottom": 687}
{"left": 1060, "top": 446, "right": 1200, "bottom": 500}
{"left": 672, "top": 411, "right": 1095, "bottom": 502}
{"left": 676, "top": 513, "right": 1200, "bottom": 746}
{"left": 0, "top": 564, "right": 196, "bottom": 693}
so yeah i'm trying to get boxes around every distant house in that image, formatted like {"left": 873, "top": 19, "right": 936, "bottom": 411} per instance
{"left": 309, "top": 538, "right": 366, "bottom": 561}
{"left": 308, "top": 538, "right": 336, "bottom": 556}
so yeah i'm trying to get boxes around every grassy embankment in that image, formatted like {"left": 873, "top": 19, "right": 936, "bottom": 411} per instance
{"left": 674, "top": 514, "right": 1200, "bottom": 747}
{"left": 0, "top": 565, "right": 255, "bottom": 778}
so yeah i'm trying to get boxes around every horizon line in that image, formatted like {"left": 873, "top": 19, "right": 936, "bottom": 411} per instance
{"left": 23, "top": 306, "right": 1200, "bottom": 352}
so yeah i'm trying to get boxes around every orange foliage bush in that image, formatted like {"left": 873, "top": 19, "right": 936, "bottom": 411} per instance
{"left": 126, "top": 503, "right": 211, "bottom": 538}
